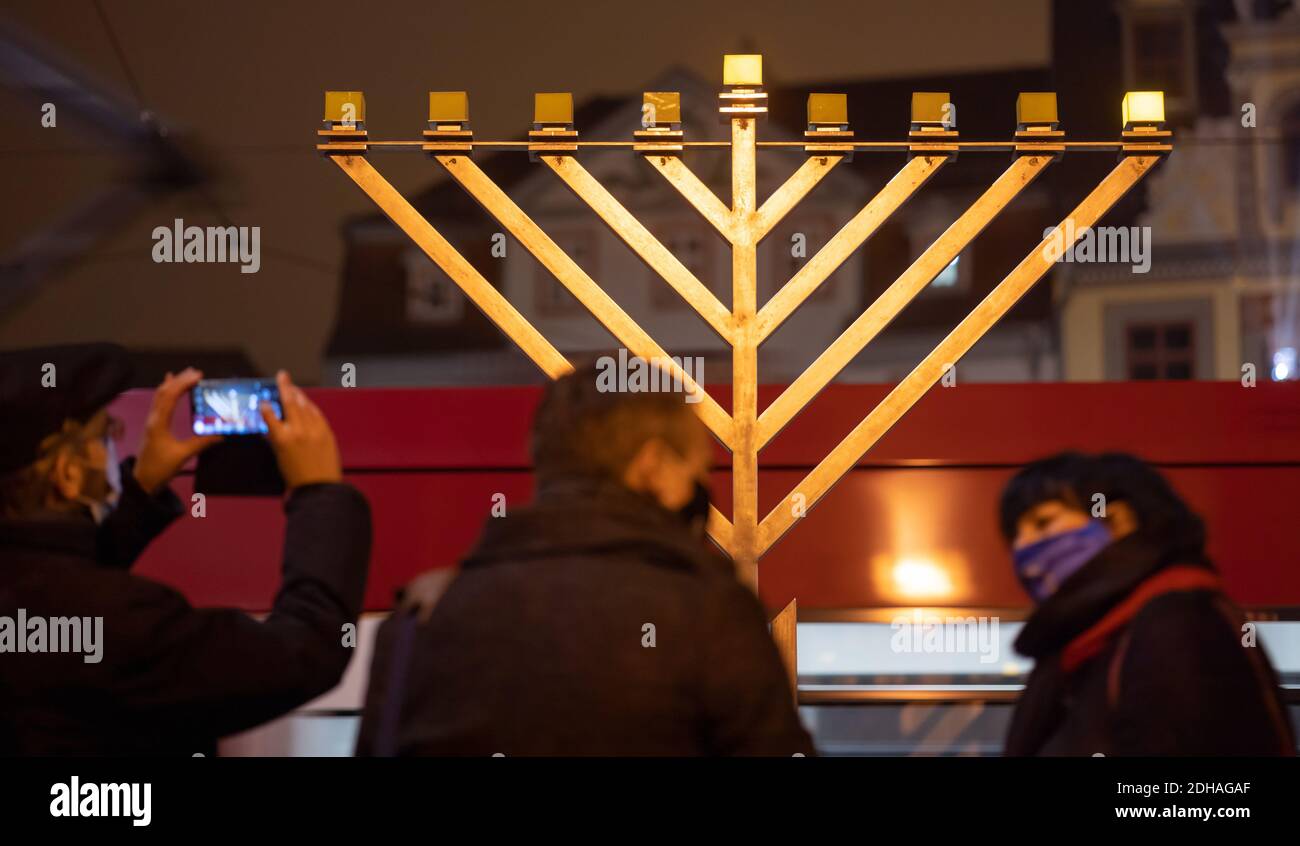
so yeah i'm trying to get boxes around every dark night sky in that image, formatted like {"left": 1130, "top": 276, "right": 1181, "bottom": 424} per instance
{"left": 0, "top": 0, "right": 1049, "bottom": 380}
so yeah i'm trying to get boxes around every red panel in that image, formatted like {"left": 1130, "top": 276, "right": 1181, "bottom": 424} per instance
{"left": 754, "top": 465, "right": 1300, "bottom": 611}
{"left": 765, "top": 381, "right": 1300, "bottom": 466}
{"left": 108, "top": 382, "right": 1300, "bottom": 613}
{"left": 110, "top": 381, "right": 1300, "bottom": 470}
{"left": 132, "top": 473, "right": 532, "bottom": 611}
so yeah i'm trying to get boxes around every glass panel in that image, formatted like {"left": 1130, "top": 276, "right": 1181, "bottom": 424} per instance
{"left": 796, "top": 619, "right": 1300, "bottom": 690}
{"left": 1164, "top": 324, "right": 1191, "bottom": 349}
{"left": 1132, "top": 19, "right": 1187, "bottom": 98}
{"left": 795, "top": 619, "right": 1300, "bottom": 756}
{"left": 1129, "top": 326, "right": 1157, "bottom": 350}
{"left": 798, "top": 620, "right": 1030, "bottom": 690}
{"left": 801, "top": 702, "right": 1014, "bottom": 756}
{"left": 931, "top": 256, "right": 960, "bottom": 288}
{"left": 220, "top": 714, "right": 360, "bottom": 757}
{"left": 1131, "top": 363, "right": 1158, "bottom": 379}
{"left": 800, "top": 703, "right": 1300, "bottom": 757}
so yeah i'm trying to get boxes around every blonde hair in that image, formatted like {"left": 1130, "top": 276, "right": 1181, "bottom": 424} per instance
{"left": 0, "top": 417, "right": 97, "bottom": 519}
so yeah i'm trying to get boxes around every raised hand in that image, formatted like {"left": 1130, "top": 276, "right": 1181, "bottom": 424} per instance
{"left": 259, "top": 370, "right": 343, "bottom": 490}
{"left": 133, "top": 368, "right": 222, "bottom": 495}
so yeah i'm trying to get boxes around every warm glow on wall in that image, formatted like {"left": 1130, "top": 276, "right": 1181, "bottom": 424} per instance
{"left": 891, "top": 557, "right": 953, "bottom": 599}
{"left": 870, "top": 552, "right": 968, "bottom": 602}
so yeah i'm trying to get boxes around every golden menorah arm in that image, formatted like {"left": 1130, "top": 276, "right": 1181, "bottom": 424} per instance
{"left": 756, "top": 155, "right": 1161, "bottom": 556}
{"left": 331, "top": 155, "right": 572, "bottom": 379}
{"left": 755, "top": 154, "right": 1054, "bottom": 449}
{"left": 434, "top": 153, "right": 735, "bottom": 447}
{"left": 643, "top": 154, "right": 735, "bottom": 240}
{"left": 540, "top": 155, "right": 733, "bottom": 342}
{"left": 706, "top": 504, "right": 734, "bottom": 554}
{"left": 768, "top": 598, "right": 798, "bottom": 704}
{"left": 754, "top": 155, "right": 948, "bottom": 343}
{"left": 751, "top": 155, "right": 844, "bottom": 241}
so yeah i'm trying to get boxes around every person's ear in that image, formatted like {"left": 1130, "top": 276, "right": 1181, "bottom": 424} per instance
{"left": 621, "top": 438, "right": 661, "bottom": 494}
{"left": 48, "top": 446, "right": 85, "bottom": 504}
{"left": 1103, "top": 500, "right": 1139, "bottom": 540}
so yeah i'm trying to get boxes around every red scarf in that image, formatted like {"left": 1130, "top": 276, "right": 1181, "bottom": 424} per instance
{"left": 1059, "top": 565, "right": 1222, "bottom": 673}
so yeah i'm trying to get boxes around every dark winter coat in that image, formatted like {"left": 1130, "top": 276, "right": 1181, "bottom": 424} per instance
{"left": 1005, "top": 532, "right": 1294, "bottom": 756}
{"left": 356, "top": 478, "right": 813, "bottom": 756}
{"left": 0, "top": 460, "right": 371, "bottom": 755}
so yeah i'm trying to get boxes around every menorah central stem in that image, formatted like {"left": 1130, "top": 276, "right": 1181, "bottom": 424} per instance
{"left": 731, "top": 115, "right": 760, "bottom": 587}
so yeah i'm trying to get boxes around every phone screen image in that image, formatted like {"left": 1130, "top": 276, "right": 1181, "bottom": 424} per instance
{"left": 191, "top": 378, "right": 283, "bottom": 436}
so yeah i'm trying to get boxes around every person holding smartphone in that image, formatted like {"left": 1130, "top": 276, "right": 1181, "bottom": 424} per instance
{"left": 0, "top": 343, "right": 371, "bottom": 755}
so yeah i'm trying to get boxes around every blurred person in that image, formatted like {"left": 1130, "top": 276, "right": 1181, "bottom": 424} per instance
{"left": 356, "top": 358, "right": 812, "bottom": 756}
{"left": 1000, "top": 452, "right": 1294, "bottom": 756}
{"left": 0, "top": 343, "right": 371, "bottom": 755}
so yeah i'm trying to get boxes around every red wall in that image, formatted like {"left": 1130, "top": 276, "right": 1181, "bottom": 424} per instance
{"left": 111, "top": 381, "right": 1300, "bottom": 613}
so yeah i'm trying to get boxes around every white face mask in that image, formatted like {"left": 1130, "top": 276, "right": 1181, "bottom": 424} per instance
{"left": 79, "top": 438, "right": 122, "bottom": 525}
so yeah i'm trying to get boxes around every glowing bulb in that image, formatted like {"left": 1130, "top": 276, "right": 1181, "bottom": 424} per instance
{"left": 723, "top": 54, "right": 763, "bottom": 87}
{"left": 1273, "top": 347, "right": 1296, "bottom": 381}
{"left": 1122, "top": 91, "right": 1165, "bottom": 129}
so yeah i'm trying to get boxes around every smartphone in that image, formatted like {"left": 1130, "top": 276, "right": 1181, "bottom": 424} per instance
{"left": 190, "top": 378, "right": 282, "bottom": 436}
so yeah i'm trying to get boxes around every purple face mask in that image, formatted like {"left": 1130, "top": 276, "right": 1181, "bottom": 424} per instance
{"left": 1012, "top": 519, "right": 1112, "bottom": 603}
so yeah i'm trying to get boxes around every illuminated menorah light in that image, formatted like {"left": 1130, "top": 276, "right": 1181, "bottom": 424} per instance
{"left": 318, "top": 55, "right": 1170, "bottom": 684}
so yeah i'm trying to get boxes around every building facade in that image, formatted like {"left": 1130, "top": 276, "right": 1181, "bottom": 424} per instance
{"left": 1057, "top": 0, "right": 1300, "bottom": 382}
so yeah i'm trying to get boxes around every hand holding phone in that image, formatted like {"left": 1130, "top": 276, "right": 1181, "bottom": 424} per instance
{"left": 133, "top": 369, "right": 223, "bottom": 495}
{"left": 259, "top": 371, "right": 342, "bottom": 489}
{"left": 189, "top": 372, "right": 340, "bottom": 494}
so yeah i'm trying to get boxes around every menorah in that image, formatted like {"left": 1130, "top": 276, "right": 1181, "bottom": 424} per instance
{"left": 318, "top": 55, "right": 1170, "bottom": 685}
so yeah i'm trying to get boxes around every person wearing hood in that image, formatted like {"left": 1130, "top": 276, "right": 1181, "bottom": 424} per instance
{"left": 1001, "top": 451, "right": 1294, "bottom": 756}
{"left": 356, "top": 357, "right": 812, "bottom": 756}
{"left": 0, "top": 343, "right": 371, "bottom": 755}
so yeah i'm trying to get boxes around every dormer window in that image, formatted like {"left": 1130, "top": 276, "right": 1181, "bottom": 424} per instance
{"left": 533, "top": 229, "right": 596, "bottom": 316}
{"left": 766, "top": 217, "right": 843, "bottom": 304}
{"left": 1120, "top": 0, "right": 1197, "bottom": 120}
{"left": 904, "top": 200, "right": 972, "bottom": 296}
{"left": 649, "top": 222, "right": 720, "bottom": 310}
{"left": 403, "top": 249, "right": 464, "bottom": 325}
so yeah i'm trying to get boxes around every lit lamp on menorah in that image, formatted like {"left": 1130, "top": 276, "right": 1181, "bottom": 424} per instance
{"left": 317, "top": 56, "right": 1171, "bottom": 690}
